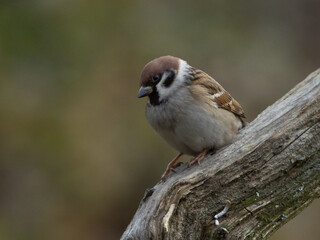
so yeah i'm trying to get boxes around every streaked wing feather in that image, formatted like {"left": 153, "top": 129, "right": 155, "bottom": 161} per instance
{"left": 189, "top": 69, "right": 245, "bottom": 118}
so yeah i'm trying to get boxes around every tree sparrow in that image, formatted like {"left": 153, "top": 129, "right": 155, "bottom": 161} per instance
{"left": 138, "top": 56, "right": 246, "bottom": 179}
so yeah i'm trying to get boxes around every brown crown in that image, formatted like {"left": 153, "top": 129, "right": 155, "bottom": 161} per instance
{"left": 139, "top": 56, "right": 180, "bottom": 86}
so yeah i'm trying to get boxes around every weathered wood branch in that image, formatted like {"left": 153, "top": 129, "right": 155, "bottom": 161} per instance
{"left": 122, "top": 69, "right": 320, "bottom": 240}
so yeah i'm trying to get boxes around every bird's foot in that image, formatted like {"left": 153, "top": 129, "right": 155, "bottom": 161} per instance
{"left": 188, "top": 149, "right": 209, "bottom": 167}
{"left": 171, "top": 162, "right": 184, "bottom": 173}
{"left": 161, "top": 153, "right": 183, "bottom": 180}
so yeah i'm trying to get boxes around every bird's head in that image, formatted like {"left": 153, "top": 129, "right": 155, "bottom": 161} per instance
{"left": 138, "top": 56, "right": 188, "bottom": 105}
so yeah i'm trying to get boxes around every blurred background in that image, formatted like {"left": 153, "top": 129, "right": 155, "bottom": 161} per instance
{"left": 0, "top": 0, "right": 319, "bottom": 239}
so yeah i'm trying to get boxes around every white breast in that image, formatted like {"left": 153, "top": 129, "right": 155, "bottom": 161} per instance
{"left": 145, "top": 88, "right": 241, "bottom": 156}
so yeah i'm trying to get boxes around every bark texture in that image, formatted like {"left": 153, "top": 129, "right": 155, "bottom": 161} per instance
{"left": 121, "top": 69, "right": 320, "bottom": 240}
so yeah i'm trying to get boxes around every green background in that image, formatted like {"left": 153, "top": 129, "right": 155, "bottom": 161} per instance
{"left": 0, "top": 0, "right": 319, "bottom": 239}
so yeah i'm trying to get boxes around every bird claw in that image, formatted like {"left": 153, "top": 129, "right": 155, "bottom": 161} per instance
{"left": 161, "top": 153, "right": 184, "bottom": 180}
{"left": 188, "top": 157, "right": 201, "bottom": 167}
{"left": 161, "top": 161, "right": 183, "bottom": 178}
{"left": 188, "top": 149, "right": 209, "bottom": 167}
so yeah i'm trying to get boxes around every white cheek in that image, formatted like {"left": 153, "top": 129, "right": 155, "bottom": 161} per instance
{"left": 156, "top": 77, "right": 179, "bottom": 100}
{"left": 156, "top": 72, "right": 171, "bottom": 98}
{"left": 156, "top": 60, "right": 190, "bottom": 101}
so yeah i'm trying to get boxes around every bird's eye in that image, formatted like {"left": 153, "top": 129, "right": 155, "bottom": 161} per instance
{"left": 152, "top": 74, "right": 160, "bottom": 82}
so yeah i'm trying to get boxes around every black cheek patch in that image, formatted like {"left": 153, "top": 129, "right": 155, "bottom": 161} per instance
{"left": 149, "top": 89, "right": 161, "bottom": 106}
{"left": 163, "top": 70, "right": 175, "bottom": 88}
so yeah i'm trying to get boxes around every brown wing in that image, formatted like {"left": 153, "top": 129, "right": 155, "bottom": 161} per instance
{"left": 188, "top": 69, "right": 246, "bottom": 118}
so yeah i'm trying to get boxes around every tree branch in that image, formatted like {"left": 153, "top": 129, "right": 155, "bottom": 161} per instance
{"left": 121, "top": 69, "right": 320, "bottom": 240}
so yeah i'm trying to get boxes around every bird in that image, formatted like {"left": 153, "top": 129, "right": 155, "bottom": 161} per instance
{"left": 138, "top": 56, "right": 246, "bottom": 180}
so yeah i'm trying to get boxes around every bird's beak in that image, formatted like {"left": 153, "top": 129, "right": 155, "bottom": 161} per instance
{"left": 137, "top": 86, "right": 153, "bottom": 98}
